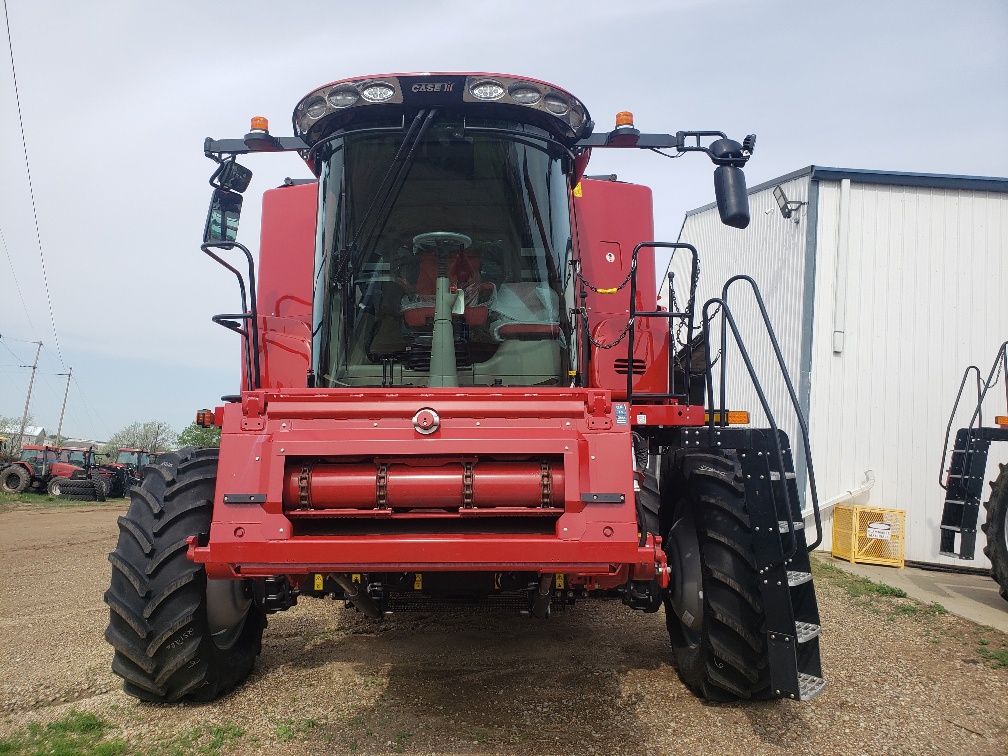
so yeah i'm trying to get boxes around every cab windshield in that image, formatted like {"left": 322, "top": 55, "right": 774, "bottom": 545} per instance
{"left": 312, "top": 117, "right": 574, "bottom": 388}
{"left": 61, "top": 449, "right": 87, "bottom": 466}
{"left": 116, "top": 451, "right": 149, "bottom": 467}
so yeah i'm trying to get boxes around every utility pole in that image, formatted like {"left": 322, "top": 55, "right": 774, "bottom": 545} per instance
{"left": 17, "top": 341, "right": 43, "bottom": 451}
{"left": 55, "top": 367, "right": 73, "bottom": 445}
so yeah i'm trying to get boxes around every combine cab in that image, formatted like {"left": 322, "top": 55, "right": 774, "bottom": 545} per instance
{"left": 104, "top": 73, "right": 825, "bottom": 704}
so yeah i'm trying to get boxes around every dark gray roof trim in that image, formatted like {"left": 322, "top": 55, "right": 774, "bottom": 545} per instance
{"left": 687, "top": 165, "right": 1008, "bottom": 216}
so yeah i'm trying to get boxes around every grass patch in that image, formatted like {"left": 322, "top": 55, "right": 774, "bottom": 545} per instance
{"left": 0, "top": 490, "right": 124, "bottom": 510}
{"left": 142, "top": 722, "right": 246, "bottom": 756}
{"left": 813, "top": 559, "right": 908, "bottom": 600}
{"left": 273, "top": 718, "right": 317, "bottom": 744}
{"left": 977, "top": 635, "right": 1008, "bottom": 667}
{"left": 0, "top": 710, "right": 129, "bottom": 755}
{"left": 812, "top": 556, "right": 955, "bottom": 624}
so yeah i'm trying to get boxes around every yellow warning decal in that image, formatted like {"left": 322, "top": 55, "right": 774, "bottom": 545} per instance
{"left": 314, "top": 574, "right": 324, "bottom": 591}
{"left": 413, "top": 573, "right": 423, "bottom": 590}
{"left": 555, "top": 574, "right": 566, "bottom": 590}
{"left": 351, "top": 573, "right": 361, "bottom": 583}
{"left": 573, "top": 182, "right": 583, "bottom": 197}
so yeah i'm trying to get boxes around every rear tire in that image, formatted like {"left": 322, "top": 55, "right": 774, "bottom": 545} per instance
{"left": 47, "top": 476, "right": 70, "bottom": 497}
{"left": 982, "top": 464, "right": 1008, "bottom": 603}
{"left": 61, "top": 479, "right": 98, "bottom": 501}
{"left": 104, "top": 448, "right": 265, "bottom": 702}
{"left": 1, "top": 465, "right": 30, "bottom": 494}
{"left": 661, "top": 449, "right": 771, "bottom": 701}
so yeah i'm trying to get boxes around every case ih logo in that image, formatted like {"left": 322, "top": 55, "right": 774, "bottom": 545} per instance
{"left": 411, "top": 82, "right": 453, "bottom": 92}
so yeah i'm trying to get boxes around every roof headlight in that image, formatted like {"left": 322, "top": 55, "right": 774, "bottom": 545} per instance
{"left": 509, "top": 85, "right": 542, "bottom": 105}
{"left": 327, "top": 87, "right": 360, "bottom": 108}
{"left": 361, "top": 83, "right": 395, "bottom": 103}
{"left": 543, "top": 93, "right": 570, "bottom": 116}
{"left": 470, "top": 80, "right": 505, "bottom": 100}
{"left": 304, "top": 96, "right": 328, "bottom": 119}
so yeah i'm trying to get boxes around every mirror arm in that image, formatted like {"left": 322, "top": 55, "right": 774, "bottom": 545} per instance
{"left": 204, "top": 135, "right": 310, "bottom": 158}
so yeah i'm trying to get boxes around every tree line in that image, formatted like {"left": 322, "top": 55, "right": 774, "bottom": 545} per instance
{"left": 0, "top": 415, "right": 221, "bottom": 456}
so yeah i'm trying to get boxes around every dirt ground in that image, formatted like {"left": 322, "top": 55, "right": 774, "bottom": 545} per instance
{"left": 1, "top": 500, "right": 1007, "bottom": 755}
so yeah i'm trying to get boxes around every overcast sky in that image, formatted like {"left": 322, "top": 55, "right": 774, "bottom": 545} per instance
{"left": 1, "top": 0, "right": 1006, "bottom": 441}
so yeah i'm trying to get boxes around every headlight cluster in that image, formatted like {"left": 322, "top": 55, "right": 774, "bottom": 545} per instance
{"left": 464, "top": 75, "right": 587, "bottom": 133}
{"left": 293, "top": 74, "right": 591, "bottom": 145}
{"left": 294, "top": 77, "right": 404, "bottom": 135}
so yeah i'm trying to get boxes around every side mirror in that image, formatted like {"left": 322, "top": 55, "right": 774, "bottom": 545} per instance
{"left": 713, "top": 166, "right": 750, "bottom": 229}
{"left": 203, "top": 188, "right": 243, "bottom": 243}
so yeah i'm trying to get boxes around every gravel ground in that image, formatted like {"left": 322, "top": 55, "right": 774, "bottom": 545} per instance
{"left": 1, "top": 500, "right": 1006, "bottom": 755}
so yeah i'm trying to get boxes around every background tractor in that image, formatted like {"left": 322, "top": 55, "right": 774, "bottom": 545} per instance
{"left": 1, "top": 444, "right": 91, "bottom": 496}
{"left": 105, "top": 72, "right": 825, "bottom": 705}
{"left": 939, "top": 341, "right": 1008, "bottom": 601}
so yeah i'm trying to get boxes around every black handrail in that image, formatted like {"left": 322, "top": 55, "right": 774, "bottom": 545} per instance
{"left": 202, "top": 241, "right": 261, "bottom": 391}
{"left": 701, "top": 297, "right": 799, "bottom": 561}
{"left": 939, "top": 340, "right": 1008, "bottom": 490}
{"left": 626, "top": 242, "right": 699, "bottom": 403}
{"left": 718, "top": 275, "right": 823, "bottom": 551}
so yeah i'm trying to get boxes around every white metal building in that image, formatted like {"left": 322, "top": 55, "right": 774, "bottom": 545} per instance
{"left": 662, "top": 166, "right": 1008, "bottom": 567}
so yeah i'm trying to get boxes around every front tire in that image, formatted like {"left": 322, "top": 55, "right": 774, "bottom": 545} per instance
{"left": 103, "top": 448, "right": 265, "bottom": 702}
{"left": 661, "top": 449, "right": 771, "bottom": 701}
{"left": 982, "top": 464, "right": 1008, "bottom": 603}
{"left": 47, "top": 476, "right": 70, "bottom": 497}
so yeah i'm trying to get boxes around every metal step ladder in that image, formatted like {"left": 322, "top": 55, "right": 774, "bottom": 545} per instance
{"left": 740, "top": 430, "right": 824, "bottom": 700}
{"left": 939, "top": 428, "right": 991, "bottom": 559}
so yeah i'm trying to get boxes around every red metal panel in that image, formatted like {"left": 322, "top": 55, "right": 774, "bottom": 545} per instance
{"left": 573, "top": 178, "right": 670, "bottom": 396}
{"left": 256, "top": 182, "right": 316, "bottom": 323}
{"left": 574, "top": 178, "right": 656, "bottom": 318}
{"left": 197, "top": 388, "right": 669, "bottom": 581}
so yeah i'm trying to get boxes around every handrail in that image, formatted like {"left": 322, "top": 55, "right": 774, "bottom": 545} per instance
{"left": 626, "top": 242, "right": 699, "bottom": 403}
{"left": 938, "top": 340, "right": 1008, "bottom": 490}
{"left": 719, "top": 275, "right": 823, "bottom": 551}
{"left": 202, "top": 241, "right": 261, "bottom": 391}
{"left": 701, "top": 297, "right": 799, "bottom": 560}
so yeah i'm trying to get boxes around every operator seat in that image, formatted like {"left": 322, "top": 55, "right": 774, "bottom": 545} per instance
{"left": 401, "top": 248, "right": 492, "bottom": 328}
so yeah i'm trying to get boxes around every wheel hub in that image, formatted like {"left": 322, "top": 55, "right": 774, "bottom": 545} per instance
{"left": 667, "top": 509, "right": 704, "bottom": 642}
{"left": 205, "top": 579, "right": 252, "bottom": 650}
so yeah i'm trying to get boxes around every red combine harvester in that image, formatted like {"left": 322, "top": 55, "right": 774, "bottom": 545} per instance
{"left": 105, "top": 73, "right": 825, "bottom": 704}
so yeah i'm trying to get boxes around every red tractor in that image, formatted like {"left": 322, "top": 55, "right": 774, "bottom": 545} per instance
{"left": 104, "top": 73, "right": 825, "bottom": 704}
{"left": 1, "top": 444, "right": 92, "bottom": 496}
{"left": 58, "top": 446, "right": 117, "bottom": 500}
{"left": 98, "top": 448, "right": 158, "bottom": 495}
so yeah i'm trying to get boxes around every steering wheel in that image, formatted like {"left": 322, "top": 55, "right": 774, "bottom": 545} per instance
{"left": 412, "top": 231, "right": 472, "bottom": 255}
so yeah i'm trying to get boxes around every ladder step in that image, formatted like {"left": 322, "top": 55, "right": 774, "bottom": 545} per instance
{"left": 798, "top": 673, "right": 826, "bottom": 701}
{"left": 779, "top": 520, "right": 805, "bottom": 534}
{"left": 787, "top": 570, "right": 813, "bottom": 587}
{"left": 769, "top": 471, "right": 797, "bottom": 481}
{"left": 795, "top": 621, "right": 821, "bottom": 644}
{"left": 940, "top": 524, "right": 976, "bottom": 533}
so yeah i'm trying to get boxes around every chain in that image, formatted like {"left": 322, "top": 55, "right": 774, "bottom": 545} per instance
{"left": 576, "top": 308, "right": 635, "bottom": 350}
{"left": 575, "top": 260, "right": 634, "bottom": 295}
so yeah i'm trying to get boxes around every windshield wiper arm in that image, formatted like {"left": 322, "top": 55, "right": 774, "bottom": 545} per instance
{"left": 353, "top": 109, "right": 438, "bottom": 262}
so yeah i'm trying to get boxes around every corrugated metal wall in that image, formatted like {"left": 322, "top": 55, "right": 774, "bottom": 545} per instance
{"left": 808, "top": 181, "right": 1008, "bottom": 566}
{"left": 665, "top": 173, "right": 815, "bottom": 505}
{"left": 671, "top": 171, "right": 1008, "bottom": 566}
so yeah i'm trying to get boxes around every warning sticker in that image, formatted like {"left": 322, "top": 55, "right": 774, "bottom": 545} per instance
{"left": 866, "top": 522, "right": 892, "bottom": 540}
{"left": 614, "top": 404, "right": 628, "bottom": 425}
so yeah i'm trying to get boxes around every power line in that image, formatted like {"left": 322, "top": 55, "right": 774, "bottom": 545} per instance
{"left": 2, "top": 0, "right": 65, "bottom": 368}
{"left": 0, "top": 226, "right": 39, "bottom": 341}
{"left": 71, "top": 374, "right": 111, "bottom": 438}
